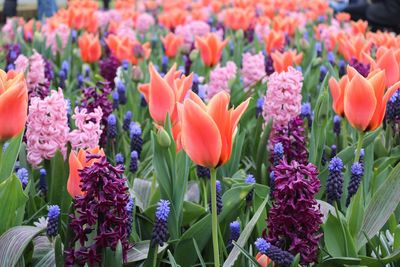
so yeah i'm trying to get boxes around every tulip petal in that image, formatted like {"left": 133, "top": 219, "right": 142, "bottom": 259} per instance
{"left": 181, "top": 99, "right": 222, "bottom": 168}
{"left": 344, "top": 74, "right": 377, "bottom": 131}
{"left": 366, "top": 70, "right": 386, "bottom": 131}
{"left": 67, "top": 151, "right": 84, "bottom": 198}
{"left": 188, "top": 91, "right": 207, "bottom": 111}
{"left": 196, "top": 36, "right": 212, "bottom": 66}
{"left": 377, "top": 49, "right": 399, "bottom": 87}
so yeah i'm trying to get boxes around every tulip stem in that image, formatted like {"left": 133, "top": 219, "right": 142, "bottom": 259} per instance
{"left": 210, "top": 168, "right": 220, "bottom": 267}
{"left": 354, "top": 132, "right": 365, "bottom": 163}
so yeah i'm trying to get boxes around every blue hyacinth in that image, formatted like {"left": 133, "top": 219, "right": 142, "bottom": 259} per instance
{"left": 112, "top": 90, "right": 119, "bottom": 110}
{"left": 39, "top": 168, "right": 47, "bottom": 195}
{"left": 273, "top": 142, "right": 284, "bottom": 166}
{"left": 126, "top": 197, "right": 135, "bottom": 237}
{"left": 245, "top": 174, "right": 256, "bottom": 203}
{"left": 333, "top": 115, "right": 341, "bottom": 136}
{"left": 130, "top": 122, "right": 143, "bottom": 157}
{"left": 117, "top": 81, "right": 127, "bottom": 105}
{"left": 123, "top": 111, "right": 132, "bottom": 132}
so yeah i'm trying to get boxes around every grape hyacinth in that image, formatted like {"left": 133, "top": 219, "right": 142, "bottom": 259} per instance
{"left": 17, "top": 168, "right": 29, "bottom": 189}
{"left": 273, "top": 142, "right": 284, "bottom": 166}
{"left": 346, "top": 162, "right": 364, "bottom": 207}
{"left": 320, "top": 65, "right": 328, "bottom": 82}
{"left": 112, "top": 91, "right": 119, "bottom": 110}
{"left": 331, "top": 145, "right": 337, "bottom": 158}
{"left": 255, "top": 238, "right": 294, "bottom": 267}
{"left": 107, "top": 114, "right": 117, "bottom": 139}
{"left": 209, "top": 180, "right": 223, "bottom": 215}
{"left": 192, "top": 74, "right": 200, "bottom": 94}
{"left": 117, "top": 81, "right": 127, "bottom": 105}
{"left": 245, "top": 174, "right": 256, "bottom": 203}
{"left": 66, "top": 156, "right": 130, "bottom": 265}
{"left": 256, "top": 97, "right": 264, "bottom": 118}
{"left": 39, "top": 168, "right": 47, "bottom": 196}
{"left": 227, "top": 220, "right": 240, "bottom": 251}
{"left": 385, "top": 89, "right": 400, "bottom": 129}
{"left": 339, "top": 59, "right": 346, "bottom": 77}
{"left": 123, "top": 111, "right": 132, "bottom": 132}
{"left": 130, "top": 122, "right": 143, "bottom": 157}
{"left": 300, "top": 102, "right": 313, "bottom": 128}
{"left": 264, "top": 53, "right": 275, "bottom": 75}
{"left": 129, "top": 151, "right": 139, "bottom": 173}
{"left": 333, "top": 115, "right": 341, "bottom": 136}
{"left": 196, "top": 165, "right": 210, "bottom": 179}
{"left": 47, "top": 205, "right": 60, "bottom": 237}
{"left": 267, "top": 159, "right": 322, "bottom": 264}
{"left": 326, "top": 156, "right": 344, "bottom": 204}
{"left": 126, "top": 197, "right": 134, "bottom": 237}
{"left": 115, "top": 153, "right": 125, "bottom": 165}
{"left": 151, "top": 199, "right": 170, "bottom": 247}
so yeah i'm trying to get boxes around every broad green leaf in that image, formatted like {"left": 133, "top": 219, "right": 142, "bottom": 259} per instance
{"left": 357, "top": 161, "right": 400, "bottom": 249}
{"left": 0, "top": 174, "right": 28, "bottom": 234}
{"left": 193, "top": 239, "right": 206, "bottom": 267}
{"left": 167, "top": 250, "right": 181, "bottom": 267}
{"left": 322, "top": 257, "right": 362, "bottom": 265}
{"left": 223, "top": 196, "right": 269, "bottom": 267}
{"left": 0, "top": 132, "right": 23, "bottom": 182}
{"left": 126, "top": 241, "right": 168, "bottom": 263}
{"left": 0, "top": 226, "right": 43, "bottom": 267}
{"left": 346, "top": 184, "right": 364, "bottom": 241}
{"left": 231, "top": 241, "right": 261, "bottom": 267}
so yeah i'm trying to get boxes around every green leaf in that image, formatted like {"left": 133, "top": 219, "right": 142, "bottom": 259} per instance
{"left": 167, "top": 250, "right": 181, "bottom": 267}
{"left": 54, "top": 236, "right": 63, "bottom": 267}
{"left": 346, "top": 184, "right": 364, "bottom": 241}
{"left": 0, "top": 226, "right": 44, "bottom": 266}
{"left": 223, "top": 196, "right": 269, "bottom": 267}
{"left": 290, "top": 254, "right": 301, "bottom": 267}
{"left": 357, "top": 161, "right": 400, "bottom": 249}
{"left": 182, "top": 201, "right": 207, "bottom": 226}
{"left": 322, "top": 257, "right": 362, "bottom": 265}
{"left": 193, "top": 239, "right": 206, "bottom": 267}
{"left": 126, "top": 241, "right": 168, "bottom": 263}
{"left": 103, "top": 241, "right": 123, "bottom": 267}
{"left": 0, "top": 174, "right": 28, "bottom": 234}
{"left": 0, "top": 132, "right": 23, "bottom": 182}
{"left": 231, "top": 241, "right": 261, "bottom": 267}
{"left": 255, "top": 120, "right": 272, "bottom": 182}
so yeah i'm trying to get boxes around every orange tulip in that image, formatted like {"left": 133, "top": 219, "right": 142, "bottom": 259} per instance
{"left": 0, "top": 70, "right": 28, "bottom": 141}
{"left": 335, "top": 12, "right": 350, "bottom": 22}
{"left": 195, "top": 33, "right": 229, "bottom": 67}
{"left": 344, "top": 66, "right": 400, "bottom": 132}
{"left": 328, "top": 75, "right": 349, "bottom": 117}
{"left": 78, "top": 33, "right": 102, "bottom": 63}
{"left": 178, "top": 91, "right": 249, "bottom": 168}
{"left": 67, "top": 147, "right": 105, "bottom": 198}
{"left": 105, "top": 35, "right": 151, "bottom": 64}
{"left": 264, "top": 30, "right": 285, "bottom": 54}
{"left": 256, "top": 253, "right": 274, "bottom": 267}
{"left": 161, "top": 32, "right": 184, "bottom": 58}
{"left": 223, "top": 8, "right": 253, "bottom": 31}
{"left": 351, "top": 19, "right": 368, "bottom": 35}
{"left": 338, "top": 34, "right": 371, "bottom": 62}
{"left": 364, "top": 47, "right": 400, "bottom": 87}
{"left": 271, "top": 50, "right": 303, "bottom": 73}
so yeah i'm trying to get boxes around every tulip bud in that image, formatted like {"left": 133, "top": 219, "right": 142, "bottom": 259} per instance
{"left": 189, "top": 49, "right": 199, "bottom": 62}
{"left": 157, "top": 127, "right": 171, "bottom": 148}
{"left": 235, "top": 29, "right": 244, "bottom": 39}
{"left": 132, "top": 66, "right": 143, "bottom": 81}
{"left": 312, "top": 57, "right": 322, "bottom": 67}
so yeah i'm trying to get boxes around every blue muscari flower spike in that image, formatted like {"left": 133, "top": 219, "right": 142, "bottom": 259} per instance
{"left": 296, "top": 65, "right": 302, "bottom": 72}
{"left": 256, "top": 97, "right": 264, "bottom": 118}
{"left": 327, "top": 51, "right": 335, "bottom": 65}
{"left": 7, "top": 64, "right": 14, "bottom": 71}
{"left": 84, "top": 65, "right": 90, "bottom": 78}
{"left": 315, "top": 42, "right": 322, "bottom": 57}
{"left": 126, "top": 197, "right": 134, "bottom": 236}
{"left": 301, "top": 102, "right": 312, "bottom": 118}
{"left": 152, "top": 199, "right": 170, "bottom": 246}
{"left": 161, "top": 56, "right": 168, "bottom": 74}
{"left": 333, "top": 115, "right": 341, "bottom": 136}
{"left": 216, "top": 180, "right": 223, "bottom": 214}
{"left": 255, "top": 238, "right": 270, "bottom": 254}
{"left": 61, "top": 60, "right": 69, "bottom": 74}
{"left": 112, "top": 91, "right": 119, "bottom": 110}
{"left": 229, "top": 40, "right": 234, "bottom": 56}
{"left": 122, "top": 60, "right": 129, "bottom": 70}
{"left": 115, "top": 153, "right": 124, "bottom": 165}
{"left": 71, "top": 30, "right": 77, "bottom": 42}
{"left": 245, "top": 174, "right": 256, "bottom": 203}
{"left": 339, "top": 60, "right": 346, "bottom": 76}
{"left": 327, "top": 156, "right": 344, "bottom": 204}
{"left": 273, "top": 142, "right": 284, "bottom": 166}
{"left": 107, "top": 114, "right": 117, "bottom": 139}
{"left": 227, "top": 220, "right": 240, "bottom": 250}
{"left": 39, "top": 168, "right": 47, "bottom": 195}
{"left": 216, "top": 180, "right": 222, "bottom": 194}
{"left": 77, "top": 74, "right": 84, "bottom": 88}
{"left": 117, "top": 81, "right": 127, "bottom": 105}
{"left": 331, "top": 144, "right": 337, "bottom": 158}
{"left": 129, "top": 151, "right": 139, "bottom": 173}
{"left": 17, "top": 168, "right": 28, "bottom": 189}
{"left": 196, "top": 165, "right": 210, "bottom": 179}
{"left": 346, "top": 162, "right": 364, "bottom": 207}
{"left": 59, "top": 70, "right": 66, "bottom": 88}
{"left": 47, "top": 205, "right": 60, "bottom": 237}
{"left": 197, "top": 85, "right": 207, "bottom": 101}
{"left": 130, "top": 122, "right": 143, "bottom": 157}
{"left": 130, "top": 122, "right": 142, "bottom": 137}
{"left": 155, "top": 200, "right": 170, "bottom": 221}
{"left": 320, "top": 65, "right": 328, "bottom": 82}
{"left": 303, "top": 31, "right": 309, "bottom": 41}
{"left": 255, "top": 238, "right": 294, "bottom": 267}
{"left": 123, "top": 111, "right": 132, "bottom": 132}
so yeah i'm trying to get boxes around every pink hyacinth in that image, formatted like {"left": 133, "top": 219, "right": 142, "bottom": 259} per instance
{"left": 68, "top": 107, "right": 103, "bottom": 150}
{"left": 262, "top": 67, "right": 303, "bottom": 128}
{"left": 175, "top": 20, "right": 210, "bottom": 51}
{"left": 241, "top": 52, "right": 266, "bottom": 89}
{"left": 26, "top": 89, "right": 70, "bottom": 166}
{"left": 15, "top": 51, "right": 46, "bottom": 92}
{"left": 136, "top": 13, "right": 155, "bottom": 34}
{"left": 205, "top": 61, "right": 237, "bottom": 100}
{"left": 42, "top": 23, "right": 71, "bottom": 55}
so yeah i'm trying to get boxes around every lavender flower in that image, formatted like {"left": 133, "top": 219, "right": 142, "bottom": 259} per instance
{"left": 129, "top": 151, "right": 139, "bottom": 173}
{"left": 123, "top": 112, "right": 132, "bottom": 132}
{"left": 47, "top": 205, "right": 60, "bottom": 237}
{"left": 326, "top": 156, "right": 344, "bottom": 204}
{"left": 267, "top": 159, "right": 322, "bottom": 264}
{"left": 255, "top": 238, "right": 294, "bottom": 267}
{"left": 346, "top": 162, "right": 363, "bottom": 207}
{"left": 17, "top": 168, "right": 29, "bottom": 189}
{"left": 115, "top": 153, "right": 124, "bottom": 165}
{"left": 107, "top": 114, "right": 117, "bottom": 139}
{"left": 117, "top": 81, "right": 127, "bottom": 105}
{"left": 196, "top": 165, "right": 210, "bottom": 179}
{"left": 130, "top": 122, "right": 143, "bottom": 157}
{"left": 151, "top": 199, "right": 170, "bottom": 247}
{"left": 333, "top": 115, "right": 341, "bottom": 136}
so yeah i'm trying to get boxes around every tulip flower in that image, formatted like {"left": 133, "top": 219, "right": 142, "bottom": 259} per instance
{"left": 344, "top": 66, "right": 400, "bottom": 132}
{"left": 105, "top": 34, "right": 151, "bottom": 64}
{"left": 78, "top": 33, "right": 102, "bottom": 63}
{"left": 195, "top": 33, "right": 229, "bottom": 67}
{"left": 364, "top": 47, "right": 400, "bottom": 87}
{"left": 338, "top": 34, "right": 371, "bottom": 62}
{"left": 223, "top": 8, "right": 253, "bottom": 31}
{"left": 328, "top": 75, "right": 349, "bottom": 117}
{"left": 271, "top": 50, "right": 303, "bottom": 73}
{"left": 0, "top": 70, "right": 28, "bottom": 141}
{"left": 256, "top": 253, "right": 273, "bottom": 267}
{"left": 161, "top": 32, "right": 184, "bottom": 58}
{"left": 67, "top": 147, "right": 105, "bottom": 198}
{"left": 264, "top": 30, "right": 285, "bottom": 54}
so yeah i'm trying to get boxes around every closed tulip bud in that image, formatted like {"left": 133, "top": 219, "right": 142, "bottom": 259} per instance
{"left": 157, "top": 127, "right": 171, "bottom": 148}
{"left": 189, "top": 49, "right": 199, "bottom": 62}
{"left": 312, "top": 57, "right": 322, "bottom": 67}
{"left": 235, "top": 29, "right": 244, "bottom": 39}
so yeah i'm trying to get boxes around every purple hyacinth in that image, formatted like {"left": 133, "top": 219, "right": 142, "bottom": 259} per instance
{"left": 209, "top": 180, "right": 223, "bottom": 215}
{"left": 112, "top": 91, "right": 119, "bottom": 110}
{"left": 126, "top": 197, "right": 134, "bottom": 237}
{"left": 44, "top": 58, "right": 54, "bottom": 82}
{"left": 333, "top": 115, "right": 341, "bottom": 136}
{"left": 100, "top": 55, "right": 120, "bottom": 88}
{"left": 245, "top": 174, "right": 256, "bottom": 203}
{"left": 47, "top": 205, "right": 60, "bottom": 237}
{"left": 256, "top": 97, "right": 264, "bottom": 118}
{"left": 5, "top": 43, "right": 21, "bottom": 66}
{"left": 267, "top": 159, "right": 322, "bottom": 264}
{"left": 17, "top": 168, "right": 29, "bottom": 189}
{"left": 39, "top": 168, "right": 47, "bottom": 196}
{"left": 151, "top": 199, "right": 170, "bottom": 247}
{"left": 115, "top": 153, "right": 124, "bottom": 165}
{"left": 346, "top": 162, "right": 364, "bottom": 207}
{"left": 255, "top": 238, "right": 294, "bottom": 267}
{"left": 130, "top": 122, "right": 143, "bottom": 157}
{"left": 349, "top": 57, "right": 370, "bottom": 77}
{"left": 66, "top": 156, "right": 130, "bottom": 265}
{"left": 123, "top": 111, "right": 132, "bottom": 132}
{"left": 227, "top": 220, "right": 240, "bottom": 251}
{"left": 129, "top": 151, "right": 139, "bottom": 173}
{"left": 270, "top": 116, "right": 308, "bottom": 165}
{"left": 117, "top": 81, "right": 127, "bottom": 105}
{"left": 196, "top": 165, "right": 210, "bottom": 179}
{"left": 107, "top": 114, "right": 117, "bottom": 139}
{"left": 326, "top": 156, "right": 344, "bottom": 204}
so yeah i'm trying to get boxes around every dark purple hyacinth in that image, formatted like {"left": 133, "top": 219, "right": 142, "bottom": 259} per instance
{"left": 270, "top": 116, "right": 308, "bottom": 165}
{"left": 244, "top": 28, "right": 255, "bottom": 43}
{"left": 80, "top": 82, "right": 113, "bottom": 146}
{"left": 123, "top": 111, "right": 132, "bottom": 132}
{"left": 130, "top": 122, "right": 143, "bottom": 157}
{"left": 346, "top": 162, "right": 363, "bottom": 207}
{"left": 267, "top": 159, "right": 322, "bottom": 264}
{"left": 126, "top": 197, "right": 134, "bottom": 237}
{"left": 44, "top": 58, "right": 54, "bottom": 83}
{"left": 66, "top": 156, "right": 130, "bottom": 265}
{"left": 100, "top": 55, "right": 120, "bottom": 88}
{"left": 255, "top": 238, "right": 294, "bottom": 267}
{"left": 47, "top": 205, "right": 60, "bottom": 237}
{"left": 17, "top": 168, "right": 28, "bottom": 189}
{"left": 333, "top": 115, "right": 341, "bottom": 136}
{"left": 196, "top": 165, "right": 210, "bottom": 179}
{"left": 209, "top": 180, "right": 223, "bottom": 215}
{"left": 129, "top": 151, "right": 139, "bottom": 173}
{"left": 245, "top": 174, "right": 256, "bottom": 203}
{"left": 151, "top": 199, "right": 170, "bottom": 247}
{"left": 349, "top": 57, "right": 370, "bottom": 77}
{"left": 107, "top": 114, "right": 117, "bottom": 139}
{"left": 227, "top": 220, "right": 240, "bottom": 251}
{"left": 326, "top": 156, "right": 344, "bottom": 204}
